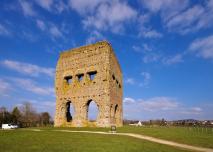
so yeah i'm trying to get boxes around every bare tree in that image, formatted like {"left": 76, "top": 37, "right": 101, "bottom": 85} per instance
{"left": 40, "top": 112, "right": 51, "bottom": 126}
{"left": 19, "top": 102, "right": 39, "bottom": 127}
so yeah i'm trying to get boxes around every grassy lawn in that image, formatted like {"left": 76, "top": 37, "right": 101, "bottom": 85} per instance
{"left": 0, "top": 129, "right": 191, "bottom": 152}
{"left": 39, "top": 126, "right": 213, "bottom": 148}
{"left": 118, "top": 126, "right": 213, "bottom": 148}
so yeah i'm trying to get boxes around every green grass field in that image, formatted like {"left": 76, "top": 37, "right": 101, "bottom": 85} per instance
{"left": 0, "top": 129, "right": 191, "bottom": 152}
{"left": 0, "top": 126, "right": 212, "bottom": 152}
{"left": 40, "top": 126, "right": 213, "bottom": 148}
{"left": 118, "top": 126, "right": 213, "bottom": 148}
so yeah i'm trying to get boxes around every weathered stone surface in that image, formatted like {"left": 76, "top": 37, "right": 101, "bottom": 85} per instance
{"left": 54, "top": 41, "right": 123, "bottom": 127}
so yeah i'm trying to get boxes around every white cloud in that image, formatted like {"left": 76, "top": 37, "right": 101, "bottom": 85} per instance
{"left": 72, "top": 0, "right": 137, "bottom": 33}
{"left": 162, "top": 54, "right": 183, "bottom": 65}
{"left": 123, "top": 96, "right": 204, "bottom": 120}
{"left": 54, "top": 1, "right": 68, "bottom": 13}
{"left": 35, "top": 0, "right": 53, "bottom": 11}
{"left": 123, "top": 97, "right": 135, "bottom": 104}
{"left": 165, "top": 1, "right": 213, "bottom": 34}
{"left": 142, "top": 51, "right": 183, "bottom": 65}
{"left": 140, "top": 72, "right": 151, "bottom": 87}
{"left": 189, "top": 35, "right": 213, "bottom": 59}
{"left": 1, "top": 60, "right": 55, "bottom": 77}
{"left": 141, "top": 29, "right": 163, "bottom": 38}
{"left": 35, "top": 0, "right": 67, "bottom": 13}
{"left": 19, "top": 0, "right": 36, "bottom": 17}
{"left": 141, "top": 0, "right": 189, "bottom": 21}
{"left": 0, "top": 24, "right": 11, "bottom": 36}
{"left": 132, "top": 45, "right": 141, "bottom": 52}
{"left": 142, "top": 44, "right": 152, "bottom": 52}
{"left": 86, "top": 30, "right": 105, "bottom": 44}
{"left": 123, "top": 96, "right": 180, "bottom": 120}
{"left": 141, "top": 0, "right": 188, "bottom": 13}
{"left": 0, "top": 79, "right": 11, "bottom": 93}
{"left": 49, "top": 24, "right": 63, "bottom": 38}
{"left": 139, "top": 97, "right": 179, "bottom": 111}
{"left": 180, "top": 107, "right": 203, "bottom": 115}
{"left": 36, "top": 19, "right": 46, "bottom": 31}
{"left": 132, "top": 44, "right": 152, "bottom": 53}
{"left": 141, "top": 0, "right": 213, "bottom": 34}
{"left": 69, "top": 0, "right": 104, "bottom": 15}
{"left": 12, "top": 78, "right": 54, "bottom": 96}
{"left": 143, "top": 53, "right": 161, "bottom": 63}
{"left": 35, "top": 20, "right": 63, "bottom": 40}
{"left": 125, "top": 78, "right": 135, "bottom": 85}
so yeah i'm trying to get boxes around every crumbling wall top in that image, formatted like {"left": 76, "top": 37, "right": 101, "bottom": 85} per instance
{"left": 60, "top": 41, "right": 111, "bottom": 58}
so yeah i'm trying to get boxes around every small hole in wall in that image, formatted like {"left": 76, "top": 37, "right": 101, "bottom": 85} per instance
{"left": 119, "top": 84, "right": 121, "bottom": 88}
{"left": 112, "top": 74, "right": 115, "bottom": 80}
{"left": 87, "top": 71, "right": 97, "bottom": 80}
{"left": 64, "top": 76, "right": 72, "bottom": 84}
{"left": 116, "top": 80, "right": 119, "bottom": 84}
{"left": 76, "top": 74, "right": 84, "bottom": 82}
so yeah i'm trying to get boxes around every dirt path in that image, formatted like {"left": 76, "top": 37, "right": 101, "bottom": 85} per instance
{"left": 52, "top": 130, "right": 213, "bottom": 152}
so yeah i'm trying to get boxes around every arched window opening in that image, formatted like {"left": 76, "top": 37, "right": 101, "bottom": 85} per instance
{"left": 66, "top": 101, "right": 74, "bottom": 122}
{"left": 87, "top": 100, "right": 99, "bottom": 122}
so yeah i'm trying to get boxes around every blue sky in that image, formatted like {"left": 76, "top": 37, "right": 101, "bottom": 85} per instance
{"left": 0, "top": 0, "right": 213, "bottom": 121}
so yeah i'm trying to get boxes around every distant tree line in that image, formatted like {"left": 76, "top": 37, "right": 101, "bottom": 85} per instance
{"left": 0, "top": 102, "right": 52, "bottom": 127}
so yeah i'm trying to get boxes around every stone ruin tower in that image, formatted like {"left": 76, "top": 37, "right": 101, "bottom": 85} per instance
{"left": 54, "top": 41, "right": 123, "bottom": 127}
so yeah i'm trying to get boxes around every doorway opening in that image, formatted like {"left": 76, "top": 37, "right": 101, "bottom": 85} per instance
{"left": 87, "top": 100, "right": 99, "bottom": 122}
{"left": 66, "top": 101, "right": 74, "bottom": 122}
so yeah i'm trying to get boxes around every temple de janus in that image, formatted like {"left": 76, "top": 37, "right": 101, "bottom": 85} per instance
{"left": 54, "top": 41, "right": 123, "bottom": 127}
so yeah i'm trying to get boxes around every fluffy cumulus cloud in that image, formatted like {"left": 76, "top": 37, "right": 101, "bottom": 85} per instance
{"left": 1, "top": 60, "right": 55, "bottom": 77}
{"left": 189, "top": 35, "right": 213, "bottom": 59}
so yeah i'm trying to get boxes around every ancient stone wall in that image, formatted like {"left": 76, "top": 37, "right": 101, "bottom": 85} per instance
{"left": 54, "top": 41, "right": 123, "bottom": 127}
